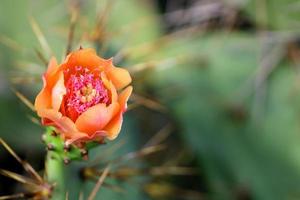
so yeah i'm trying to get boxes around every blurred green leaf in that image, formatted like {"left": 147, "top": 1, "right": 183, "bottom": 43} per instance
{"left": 144, "top": 32, "right": 300, "bottom": 200}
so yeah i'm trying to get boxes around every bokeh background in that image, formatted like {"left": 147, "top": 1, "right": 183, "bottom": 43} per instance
{"left": 1, "top": 0, "right": 300, "bottom": 199}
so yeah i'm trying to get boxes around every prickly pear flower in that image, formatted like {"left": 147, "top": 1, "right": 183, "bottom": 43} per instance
{"left": 35, "top": 48, "right": 132, "bottom": 146}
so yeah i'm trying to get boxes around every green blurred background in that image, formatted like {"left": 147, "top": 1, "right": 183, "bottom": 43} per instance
{"left": 1, "top": 0, "right": 300, "bottom": 199}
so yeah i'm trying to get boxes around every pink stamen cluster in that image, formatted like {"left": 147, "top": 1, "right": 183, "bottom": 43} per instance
{"left": 64, "top": 66, "right": 110, "bottom": 115}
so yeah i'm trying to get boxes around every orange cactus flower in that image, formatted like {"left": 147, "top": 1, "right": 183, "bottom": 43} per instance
{"left": 35, "top": 48, "right": 132, "bottom": 145}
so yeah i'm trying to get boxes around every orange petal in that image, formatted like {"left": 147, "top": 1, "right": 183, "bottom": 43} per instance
{"left": 75, "top": 102, "right": 120, "bottom": 135}
{"left": 105, "top": 64, "right": 132, "bottom": 90}
{"left": 64, "top": 48, "right": 107, "bottom": 69}
{"left": 101, "top": 73, "right": 118, "bottom": 103}
{"left": 65, "top": 131, "right": 107, "bottom": 145}
{"left": 46, "top": 57, "right": 59, "bottom": 77}
{"left": 35, "top": 76, "right": 51, "bottom": 113}
{"left": 45, "top": 57, "right": 62, "bottom": 88}
{"left": 104, "top": 86, "right": 133, "bottom": 140}
{"left": 51, "top": 71, "right": 66, "bottom": 111}
{"left": 39, "top": 108, "right": 86, "bottom": 139}
{"left": 40, "top": 109, "right": 99, "bottom": 145}
{"left": 105, "top": 113, "right": 123, "bottom": 140}
{"left": 119, "top": 86, "right": 133, "bottom": 111}
{"left": 35, "top": 57, "right": 61, "bottom": 112}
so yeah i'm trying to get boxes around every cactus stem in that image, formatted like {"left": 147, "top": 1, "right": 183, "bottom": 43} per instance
{"left": 50, "top": 155, "right": 56, "bottom": 160}
{"left": 46, "top": 151, "right": 65, "bottom": 199}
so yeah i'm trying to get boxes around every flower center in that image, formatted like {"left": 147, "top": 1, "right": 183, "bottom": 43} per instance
{"left": 63, "top": 66, "right": 110, "bottom": 118}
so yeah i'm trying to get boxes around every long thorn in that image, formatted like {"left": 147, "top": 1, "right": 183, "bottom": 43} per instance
{"left": 110, "top": 145, "right": 166, "bottom": 166}
{"left": 66, "top": 8, "right": 79, "bottom": 55}
{"left": 12, "top": 88, "right": 35, "bottom": 112}
{"left": 29, "top": 16, "right": 52, "bottom": 56}
{"left": 144, "top": 123, "right": 173, "bottom": 147}
{"left": 130, "top": 93, "right": 167, "bottom": 113}
{"left": 0, "top": 138, "right": 43, "bottom": 183}
{"left": 0, "top": 193, "right": 25, "bottom": 200}
{"left": 0, "top": 169, "right": 37, "bottom": 186}
{"left": 87, "top": 164, "right": 111, "bottom": 200}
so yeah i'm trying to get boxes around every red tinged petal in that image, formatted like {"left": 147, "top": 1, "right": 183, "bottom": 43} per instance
{"left": 65, "top": 131, "right": 107, "bottom": 146}
{"left": 75, "top": 102, "right": 120, "bottom": 135}
{"left": 38, "top": 109, "right": 86, "bottom": 139}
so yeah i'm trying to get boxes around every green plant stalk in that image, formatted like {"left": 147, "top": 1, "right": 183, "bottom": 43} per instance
{"left": 46, "top": 152, "right": 65, "bottom": 200}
